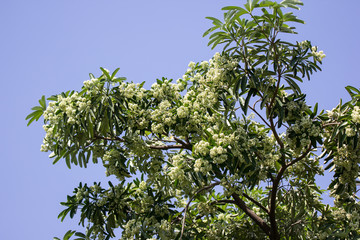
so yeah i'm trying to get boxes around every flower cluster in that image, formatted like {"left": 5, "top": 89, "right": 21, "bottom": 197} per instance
{"left": 167, "top": 153, "right": 187, "bottom": 182}
{"left": 150, "top": 79, "right": 181, "bottom": 101}
{"left": 311, "top": 46, "right": 326, "bottom": 61}
{"left": 284, "top": 100, "right": 308, "bottom": 122}
{"left": 75, "top": 186, "right": 89, "bottom": 201}
{"left": 41, "top": 92, "right": 91, "bottom": 152}
{"left": 331, "top": 144, "right": 360, "bottom": 192}
{"left": 83, "top": 77, "right": 104, "bottom": 95}
{"left": 351, "top": 106, "right": 360, "bottom": 123}
{"left": 102, "top": 149, "right": 129, "bottom": 181}
{"left": 286, "top": 116, "right": 321, "bottom": 154}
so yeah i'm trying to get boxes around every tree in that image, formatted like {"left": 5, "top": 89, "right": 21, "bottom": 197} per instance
{"left": 27, "top": 0, "right": 360, "bottom": 239}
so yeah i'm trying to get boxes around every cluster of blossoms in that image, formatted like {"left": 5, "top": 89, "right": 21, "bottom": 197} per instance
{"left": 331, "top": 144, "right": 360, "bottom": 190}
{"left": 75, "top": 186, "right": 89, "bottom": 201}
{"left": 174, "top": 53, "right": 238, "bottom": 135}
{"left": 151, "top": 100, "right": 176, "bottom": 134}
{"left": 149, "top": 79, "right": 182, "bottom": 134}
{"left": 118, "top": 82, "right": 146, "bottom": 99}
{"left": 83, "top": 77, "right": 104, "bottom": 95}
{"left": 150, "top": 79, "right": 183, "bottom": 100}
{"left": 121, "top": 219, "right": 142, "bottom": 239}
{"left": 311, "top": 46, "right": 326, "bottom": 61}
{"left": 123, "top": 136, "right": 164, "bottom": 177}
{"left": 351, "top": 106, "right": 360, "bottom": 123}
{"left": 331, "top": 208, "right": 360, "bottom": 232}
{"left": 298, "top": 40, "right": 326, "bottom": 61}
{"left": 286, "top": 116, "right": 321, "bottom": 154}
{"left": 256, "top": 134, "right": 282, "bottom": 178}
{"left": 298, "top": 40, "right": 309, "bottom": 49}
{"left": 167, "top": 153, "right": 187, "bottom": 182}
{"left": 220, "top": 174, "right": 243, "bottom": 197}
{"left": 122, "top": 218, "right": 174, "bottom": 240}
{"left": 102, "top": 148, "right": 129, "bottom": 181}
{"left": 41, "top": 92, "right": 91, "bottom": 152}
{"left": 326, "top": 107, "right": 340, "bottom": 120}
{"left": 116, "top": 81, "right": 150, "bottom": 130}
{"left": 284, "top": 100, "right": 308, "bottom": 122}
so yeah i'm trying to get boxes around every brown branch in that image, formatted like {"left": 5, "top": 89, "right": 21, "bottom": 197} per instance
{"left": 268, "top": 144, "right": 312, "bottom": 239}
{"left": 242, "top": 192, "right": 269, "bottom": 214}
{"left": 286, "top": 144, "right": 313, "bottom": 168}
{"left": 210, "top": 199, "right": 236, "bottom": 206}
{"left": 149, "top": 144, "right": 191, "bottom": 150}
{"left": 269, "top": 117, "right": 284, "bottom": 149}
{"left": 249, "top": 105, "right": 271, "bottom": 128}
{"left": 94, "top": 135, "right": 125, "bottom": 142}
{"left": 174, "top": 136, "right": 187, "bottom": 146}
{"left": 179, "top": 181, "right": 221, "bottom": 240}
{"left": 231, "top": 193, "right": 271, "bottom": 237}
{"left": 322, "top": 122, "right": 341, "bottom": 127}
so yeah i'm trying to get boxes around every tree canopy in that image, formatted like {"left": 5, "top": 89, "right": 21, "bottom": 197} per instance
{"left": 27, "top": 0, "right": 360, "bottom": 239}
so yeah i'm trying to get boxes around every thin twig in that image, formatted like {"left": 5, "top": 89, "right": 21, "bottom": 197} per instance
{"left": 149, "top": 144, "right": 191, "bottom": 150}
{"left": 243, "top": 192, "right": 269, "bottom": 214}
{"left": 179, "top": 181, "right": 221, "bottom": 240}
{"left": 248, "top": 105, "right": 271, "bottom": 128}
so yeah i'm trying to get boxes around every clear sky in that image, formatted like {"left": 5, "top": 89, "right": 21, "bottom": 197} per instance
{"left": 1, "top": 0, "right": 360, "bottom": 239}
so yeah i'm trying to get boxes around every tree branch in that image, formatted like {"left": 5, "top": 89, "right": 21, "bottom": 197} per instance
{"left": 249, "top": 105, "right": 271, "bottom": 128}
{"left": 210, "top": 199, "right": 236, "bottom": 206}
{"left": 268, "top": 144, "right": 312, "bottom": 239}
{"left": 149, "top": 144, "right": 192, "bottom": 150}
{"left": 231, "top": 193, "right": 271, "bottom": 237}
{"left": 94, "top": 135, "right": 125, "bottom": 142}
{"left": 242, "top": 192, "right": 269, "bottom": 214}
{"left": 179, "top": 181, "right": 221, "bottom": 240}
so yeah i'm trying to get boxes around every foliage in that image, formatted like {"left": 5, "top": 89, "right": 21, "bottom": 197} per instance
{"left": 27, "top": 0, "right": 360, "bottom": 239}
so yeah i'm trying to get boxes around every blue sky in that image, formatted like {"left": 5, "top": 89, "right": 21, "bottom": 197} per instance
{"left": 1, "top": 0, "right": 360, "bottom": 239}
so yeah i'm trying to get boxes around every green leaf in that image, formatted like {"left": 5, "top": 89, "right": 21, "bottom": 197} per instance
{"left": 280, "top": 0, "right": 303, "bottom": 10}
{"left": 39, "top": 95, "right": 46, "bottom": 109}
{"left": 100, "top": 67, "right": 111, "bottom": 80}
{"left": 110, "top": 68, "right": 120, "bottom": 80}
{"left": 244, "top": 0, "right": 260, "bottom": 13}
{"left": 222, "top": 6, "right": 249, "bottom": 19}
{"left": 63, "top": 230, "right": 76, "bottom": 240}
{"left": 205, "top": 17, "right": 223, "bottom": 27}
{"left": 345, "top": 85, "right": 360, "bottom": 97}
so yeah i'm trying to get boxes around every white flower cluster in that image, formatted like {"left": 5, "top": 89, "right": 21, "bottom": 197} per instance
{"left": 118, "top": 82, "right": 146, "bottom": 100}
{"left": 83, "top": 78, "right": 104, "bottom": 95}
{"left": 167, "top": 153, "right": 187, "bottom": 182}
{"left": 124, "top": 101, "right": 150, "bottom": 130}
{"left": 151, "top": 100, "right": 176, "bottom": 134}
{"left": 75, "top": 187, "right": 89, "bottom": 201}
{"left": 326, "top": 108, "right": 340, "bottom": 120}
{"left": 150, "top": 79, "right": 181, "bottom": 100}
{"left": 103, "top": 149, "right": 128, "bottom": 181}
{"left": 345, "top": 126, "right": 356, "bottom": 137}
{"left": 351, "top": 106, "right": 360, "bottom": 123}
{"left": 331, "top": 208, "right": 360, "bottom": 231}
{"left": 311, "top": 46, "right": 326, "bottom": 61}
{"left": 194, "top": 158, "right": 212, "bottom": 173}
{"left": 331, "top": 144, "right": 360, "bottom": 190}
{"left": 286, "top": 116, "right": 321, "bottom": 154}
{"left": 44, "top": 92, "right": 90, "bottom": 125}
{"left": 121, "top": 219, "right": 142, "bottom": 239}
{"left": 284, "top": 101, "right": 308, "bottom": 121}
{"left": 41, "top": 92, "right": 91, "bottom": 152}
{"left": 298, "top": 40, "right": 309, "bottom": 49}
{"left": 194, "top": 140, "right": 210, "bottom": 156}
